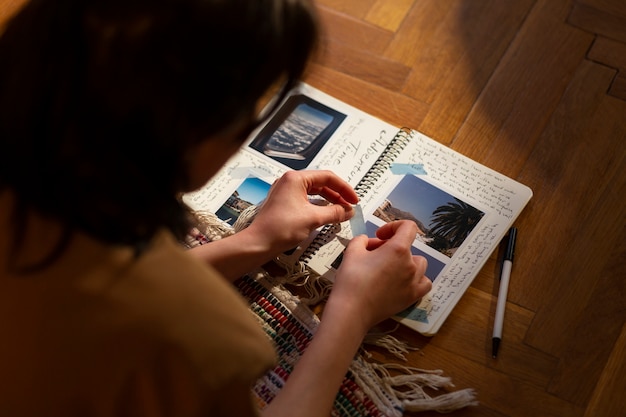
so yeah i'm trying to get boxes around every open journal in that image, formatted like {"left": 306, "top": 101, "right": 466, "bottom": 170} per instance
{"left": 183, "top": 84, "right": 533, "bottom": 335}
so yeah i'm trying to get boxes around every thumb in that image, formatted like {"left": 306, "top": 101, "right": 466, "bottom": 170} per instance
{"left": 345, "top": 233, "right": 369, "bottom": 253}
{"left": 314, "top": 203, "right": 355, "bottom": 225}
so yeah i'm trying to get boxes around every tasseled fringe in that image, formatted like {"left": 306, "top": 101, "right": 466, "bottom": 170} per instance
{"left": 362, "top": 326, "right": 418, "bottom": 362}
{"left": 272, "top": 257, "right": 334, "bottom": 305}
{"left": 370, "top": 363, "right": 478, "bottom": 413}
{"left": 186, "top": 207, "right": 479, "bottom": 415}
{"left": 189, "top": 210, "right": 234, "bottom": 241}
{"left": 232, "top": 204, "right": 261, "bottom": 233}
{"left": 350, "top": 359, "right": 478, "bottom": 415}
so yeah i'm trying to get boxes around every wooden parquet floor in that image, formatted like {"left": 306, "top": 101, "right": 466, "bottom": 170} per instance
{"left": 307, "top": 1, "right": 626, "bottom": 416}
{"left": 1, "top": 0, "right": 624, "bottom": 416}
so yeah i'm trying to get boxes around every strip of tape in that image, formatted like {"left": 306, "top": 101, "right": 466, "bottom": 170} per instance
{"left": 350, "top": 204, "right": 367, "bottom": 237}
{"left": 390, "top": 163, "right": 427, "bottom": 175}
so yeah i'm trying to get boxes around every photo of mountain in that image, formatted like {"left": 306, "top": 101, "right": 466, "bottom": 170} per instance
{"left": 373, "top": 175, "right": 484, "bottom": 257}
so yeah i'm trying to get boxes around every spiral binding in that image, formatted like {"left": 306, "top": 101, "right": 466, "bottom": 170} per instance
{"left": 353, "top": 127, "right": 413, "bottom": 199}
{"left": 299, "top": 128, "right": 414, "bottom": 263}
{"left": 299, "top": 223, "right": 341, "bottom": 261}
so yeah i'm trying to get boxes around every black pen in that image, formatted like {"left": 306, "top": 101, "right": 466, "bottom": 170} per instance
{"left": 492, "top": 227, "right": 517, "bottom": 358}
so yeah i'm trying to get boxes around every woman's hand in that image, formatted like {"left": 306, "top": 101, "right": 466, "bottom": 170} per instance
{"left": 261, "top": 220, "right": 431, "bottom": 417}
{"left": 324, "top": 220, "right": 432, "bottom": 334}
{"left": 245, "top": 170, "right": 359, "bottom": 254}
{"left": 188, "top": 170, "right": 358, "bottom": 280}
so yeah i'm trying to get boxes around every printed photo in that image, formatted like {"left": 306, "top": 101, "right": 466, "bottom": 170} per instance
{"left": 216, "top": 177, "right": 271, "bottom": 226}
{"left": 249, "top": 94, "right": 346, "bottom": 170}
{"left": 373, "top": 175, "right": 485, "bottom": 257}
{"left": 330, "top": 221, "right": 445, "bottom": 281}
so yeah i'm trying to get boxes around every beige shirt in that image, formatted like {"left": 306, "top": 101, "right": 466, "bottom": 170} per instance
{"left": 0, "top": 229, "right": 276, "bottom": 416}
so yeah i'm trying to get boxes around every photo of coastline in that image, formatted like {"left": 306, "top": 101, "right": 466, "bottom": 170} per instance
{"left": 373, "top": 175, "right": 485, "bottom": 257}
{"left": 249, "top": 94, "right": 346, "bottom": 170}
{"left": 216, "top": 177, "right": 271, "bottom": 225}
{"left": 329, "top": 221, "right": 445, "bottom": 280}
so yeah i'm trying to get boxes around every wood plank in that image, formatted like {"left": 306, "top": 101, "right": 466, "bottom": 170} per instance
{"left": 410, "top": 0, "right": 536, "bottom": 144}
{"left": 547, "top": 219, "right": 626, "bottom": 405}
{"left": 305, "top": 63, "right": 429, "bottom": 129}
{"left": 577, "top": 0, "right": 626, "bottom": 20}
{"left": 388, "top": 0, "right": 475, "bottom": 106}
{"left": 423, "top": 287, "right": 559, "bottom": 389}
{"left": 509, "top": 62, "right": 626, "bottom": 402}
{"left": 518, "top": 59, "right": 626, "bottom": 357}
{"left": 450, "top": 0, "right": 593, "bottom": 176}
{"left": 370, "top": 284, "right": 558, "bottom": 402}
{"left": 315, "top": 0, "right": 377, "bottom": 19}
{"left": 313, "top": 38, "right": 412, "bottom": 91}
{"left": 583, "top": 321, "right": 626, "bottom": 417}
{"left": 315, "top": 6, "right": 413, "bottom": 91}
{"left": 409, "top": 405, "right": 508, "bottom": 417}
{"left": 587, "top": 36, "right": 626, "bottom": 101}
{"left": 317, "top": 6, "right": 394, "bottom": 56}
{"left": 364, "top": 0, "right": 415, "bottom": 32}
{"left": 610, "top": 72, "right": 626, "bottom": 100}
{"left": 568, "top": 0, "right": 626, "bottom": 43}
{"left": 588, "top": 36, "right": 626, "bottom": 70}
{"left": 383, "top": 0, "right": 453, "bottom": 69}
{"left": 389, "top": 342, "right": 583, "bottom": 417}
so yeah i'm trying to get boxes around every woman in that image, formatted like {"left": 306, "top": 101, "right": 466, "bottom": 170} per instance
{"left": 0, "top": 0, "right": 432, "bottom": 415}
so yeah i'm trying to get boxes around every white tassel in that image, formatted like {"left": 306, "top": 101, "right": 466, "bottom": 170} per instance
{"left": 367, "top": 362, "right": 479, "bottom": 413}
{"left": 190, "top": 210, "right": 234, "bottom": 241}
{"left": 363, "top": 326, "right": 417, "bottom": 361}
{"left": 403, "top": 388, "right": 478, "bottom": 413}
{"left": 232, "top": 204, "right": 260, "bottom": 232}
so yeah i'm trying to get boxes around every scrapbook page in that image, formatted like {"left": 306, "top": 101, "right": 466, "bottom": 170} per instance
{"left": 183, "top": 84, "right": 532, "bottom": 335}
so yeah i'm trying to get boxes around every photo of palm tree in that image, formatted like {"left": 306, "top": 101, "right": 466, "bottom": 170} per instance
{"left": 331, "top": 219, "right": 446, "bottom": 281}
{"left": 373, "top": 175, "right": 484, "bottom": 257}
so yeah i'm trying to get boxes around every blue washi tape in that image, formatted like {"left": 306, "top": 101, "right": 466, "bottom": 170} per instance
{"left": 390, "top": 163, "right": 427, "bottom": 175}
{"left": 230, "top": 167, "right": 252, "bottom": 178}
{"left": 350, "top": 204, "right": 367, "bottom": 237}
{"left": 396, "top": 307, "right": 429, "bottom": 324}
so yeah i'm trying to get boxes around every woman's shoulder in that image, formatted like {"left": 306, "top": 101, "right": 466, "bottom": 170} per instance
{"left": 0, "top": 229, "right": 275, "bottom": 416}
{"left": 109, "top": 231, "right": 277, "bottom": 385}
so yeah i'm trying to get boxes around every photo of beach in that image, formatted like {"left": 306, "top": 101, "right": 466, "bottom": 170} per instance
{"left": 373, "top": 175, "right": 485, "bottom": 257}
{"left": 216, "top": 177, "right": 271, "bottom": 225}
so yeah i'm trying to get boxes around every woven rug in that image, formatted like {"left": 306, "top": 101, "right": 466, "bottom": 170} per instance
{"left": 184, "top": 212, "right": 478, "bottom": 416}
{"left": 238, "top": 274, "right": 386, "bottom": 416}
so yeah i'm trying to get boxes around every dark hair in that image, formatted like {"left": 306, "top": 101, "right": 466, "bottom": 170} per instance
{"left": 0, "top": 0, "right": 319, "bottom": 268}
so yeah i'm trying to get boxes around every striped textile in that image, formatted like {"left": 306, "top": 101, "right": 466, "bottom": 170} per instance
{"left": 237, "top": 274, "right": 386, "bottom": 417}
